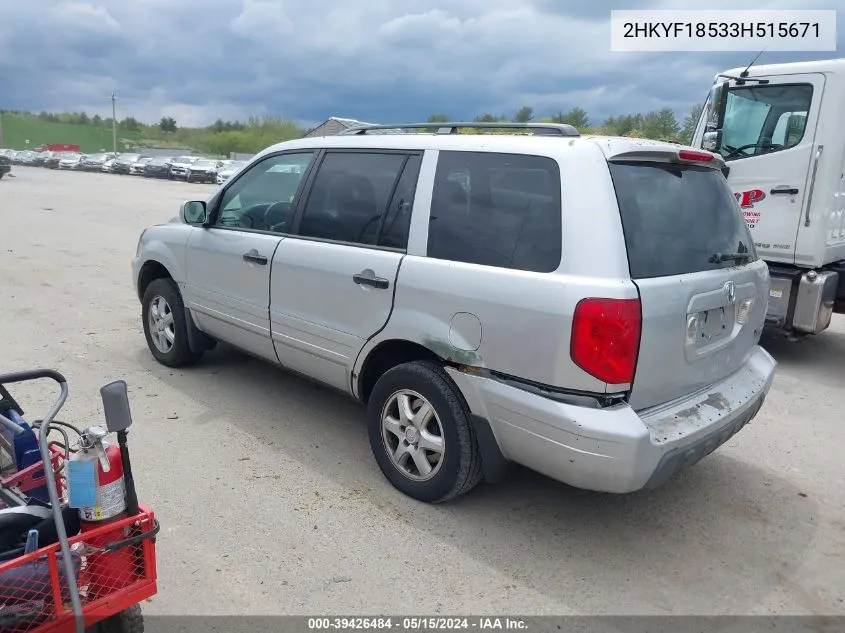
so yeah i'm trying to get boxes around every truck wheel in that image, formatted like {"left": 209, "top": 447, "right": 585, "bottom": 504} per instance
{"left": 86, "top": 605, "right": 144, "bottom": 633}
{"left": 142, "top": 278, "right": 203, "bottom": 367}
{"left": 367, "top": 361, "right": 483, "bottom": 503}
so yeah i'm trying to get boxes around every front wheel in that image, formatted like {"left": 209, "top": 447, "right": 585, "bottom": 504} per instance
{"left": 142, "top": 278, "right": 203, "bottom": 367}
{"left": 367, "top": 361, "right": 483, "bottom": 503}
{"left": 86, "top": 605, "right": 144, "bottom": 633}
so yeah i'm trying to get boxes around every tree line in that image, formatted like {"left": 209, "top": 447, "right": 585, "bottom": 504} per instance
{"left": 2, "top": 103, "right": 704, "bottom": 156}
{"left": 427, "top": 104, "right": 704, "bottom": 145}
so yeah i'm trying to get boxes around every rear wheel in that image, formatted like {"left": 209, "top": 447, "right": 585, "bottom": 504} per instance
{"left": 86, "top": 605, "right": 144, "bottom": 633}
{"left": 142, "top": 278, "right": 203, "bottom": 367}
{"left": 367, "top": 361, "right": 483, "bottom": 503}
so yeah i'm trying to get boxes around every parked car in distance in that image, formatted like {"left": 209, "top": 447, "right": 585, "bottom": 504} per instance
{"left": 143, "top": 156, "right": 175, "bottom": 179}
{"left": 111, "top": 153, "right": 145, "bottom": 174}
{"left": 168, "top": 156, "right": 200, "bottom": 180}
{"left": 216, "top": 160, "right": 247, "bottom": 185}
{"left": 44, "top": 151, "right": 71, "bottom": 169}
{"left": 132, "top": 122, "right": 776, "bottom": 504}
{"left": 81, "top": 152, "right": 116, "bottom": 171}
{"left": 102, "top": 158, "right": 115, "bottom": 172}
{"left": 186, "top": 159, "right": 220, "bottom": 183}
{"left": 0, "top": 153, "right": 10, "bottom": 179}
{"left": 58, "top": 153, "right": 86, "bottom": 170}
{"left": 129, "top": 156, "right": 153, "bottom": 175}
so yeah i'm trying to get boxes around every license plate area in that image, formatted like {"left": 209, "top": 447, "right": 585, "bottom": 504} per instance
{"left": 699, "top": 306, "right": 731, "bottom": 343}
{"left": 685, "top": 303, "right": 740, "bottom": 360}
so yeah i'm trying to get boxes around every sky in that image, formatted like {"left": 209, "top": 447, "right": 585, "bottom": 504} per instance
{"left": 0, "top": 0, "right": 841, "bottom": 129}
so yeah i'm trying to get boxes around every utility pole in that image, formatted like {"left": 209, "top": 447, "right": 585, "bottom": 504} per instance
{"left": 111, "top": 92, "right": 117, "bottom": 155}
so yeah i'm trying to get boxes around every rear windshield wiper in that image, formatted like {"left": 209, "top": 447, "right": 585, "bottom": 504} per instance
{"left": 709, "top": 252, "right": 751, "bottom": 264}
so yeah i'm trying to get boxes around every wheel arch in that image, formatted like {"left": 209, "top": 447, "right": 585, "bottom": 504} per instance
{"left": 356, "top": 339, "right": 443, "bottom": 405}
{"left": 136, "top": 259, "right": 174, "bottom": 302}
{"left": 354, "top": 337, "right": 510, "bottom": 485}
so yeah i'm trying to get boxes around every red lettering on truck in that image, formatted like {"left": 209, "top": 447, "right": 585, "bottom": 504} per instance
{"left": 734, "top": 189, "right": 766, "bottom": 209}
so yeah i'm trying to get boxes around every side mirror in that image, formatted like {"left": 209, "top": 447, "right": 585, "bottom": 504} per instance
{"left": 181, "top": 200, "right": 207, "bottom": 224}
{"left": 100, "top": 380, "right": 133, "bottom": 433}
{"left": 702, "top": 130, "right": 723, "bottom": 152}
{"left": 701, "top": 80, "right": 728, "bottom": 152}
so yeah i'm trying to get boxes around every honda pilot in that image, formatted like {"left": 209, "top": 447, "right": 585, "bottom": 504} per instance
{"left": 131, "top": 122, "right": 776, "bottom": 503}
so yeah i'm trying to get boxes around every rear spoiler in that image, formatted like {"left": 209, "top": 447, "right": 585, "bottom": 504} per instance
{"left": 606, "top": 148, "right": 726, "bottom": 170}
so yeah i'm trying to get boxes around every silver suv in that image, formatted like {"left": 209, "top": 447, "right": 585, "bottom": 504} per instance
{"left": 132, "top": 122, "right": 776, "bottom": 503}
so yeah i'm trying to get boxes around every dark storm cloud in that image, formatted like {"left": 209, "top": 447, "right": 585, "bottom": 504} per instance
{"left": 0, "top": 0, "right": 841, "bottom": 127}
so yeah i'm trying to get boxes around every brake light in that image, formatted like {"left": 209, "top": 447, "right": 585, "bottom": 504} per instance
{"left": 570, "top": 298, "right": 641, "bottom": 384}
{"left": 678, "top": 149, "right": 715, "bottom": 162}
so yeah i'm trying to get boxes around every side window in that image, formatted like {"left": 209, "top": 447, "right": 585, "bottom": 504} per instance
{"left": 427, "top": 151, "right": 562, "bottom": 273}
{"left": 720, "top": 84, "right": 813, "bottom": 161}
{"left": 297, "top": 152, "right": 409, "bottom": 246}
{"left": 377, "top": 154, "right": 422, "bottom": 250}
{"left": 216, "top": 152, "right": 314, "bottom": 232}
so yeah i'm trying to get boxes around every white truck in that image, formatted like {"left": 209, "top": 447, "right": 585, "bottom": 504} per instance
{"left": 692, "top": 57, "right": 845, "bottom": 337}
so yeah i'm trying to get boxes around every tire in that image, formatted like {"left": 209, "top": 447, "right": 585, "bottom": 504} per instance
{"left": 367, "top": 360, "right": 483, "bottom": 503}
{"left": 86, "top": 605, "right": 144, "bottom": 633}
{"left": 141, "top": 277, "right": 203, "bottom": 367}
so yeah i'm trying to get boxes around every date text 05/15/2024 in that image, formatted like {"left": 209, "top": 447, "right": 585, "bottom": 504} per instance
{"left": 307, "top": 617, "right": 528, "bottom": 630}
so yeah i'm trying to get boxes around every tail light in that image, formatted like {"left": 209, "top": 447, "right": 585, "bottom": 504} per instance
{"left": 570, "top": 298, "right": 641, "bottom": 385}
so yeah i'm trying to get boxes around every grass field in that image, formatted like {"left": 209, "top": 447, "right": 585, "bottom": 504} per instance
{"left": 0, "top": 113, "right": 142, "bottom": 152}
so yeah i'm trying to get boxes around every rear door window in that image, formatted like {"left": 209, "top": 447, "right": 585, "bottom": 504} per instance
{"left": 427, "top": 151, "right": 562, "bottom": 272}
{"left": 608, "top": 161, "right": 757, "bottom": 279}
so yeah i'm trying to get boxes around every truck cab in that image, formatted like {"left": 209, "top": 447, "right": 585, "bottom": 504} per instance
{"left": 692, "top": 58, "right": 845, "bottom": 336}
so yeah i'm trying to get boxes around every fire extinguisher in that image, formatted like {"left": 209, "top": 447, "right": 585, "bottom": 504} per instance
{"left": 71, "top": 425, "right": 134, "bottom": 596}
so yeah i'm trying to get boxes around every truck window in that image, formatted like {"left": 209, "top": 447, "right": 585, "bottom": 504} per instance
{"left": 720, "top": 84, "right": 813, "bottom": 161}
{"left": 772, "top": 111, "right": 808, "bottom": 148}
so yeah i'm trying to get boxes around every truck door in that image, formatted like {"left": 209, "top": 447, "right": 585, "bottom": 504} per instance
{"left": 698, "top": 73, "right": 824, "bottom": 265}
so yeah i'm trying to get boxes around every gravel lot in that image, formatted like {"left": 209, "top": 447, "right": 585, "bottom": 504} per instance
{"left": 1, "top": 165, "right": 843, "bottom": 617}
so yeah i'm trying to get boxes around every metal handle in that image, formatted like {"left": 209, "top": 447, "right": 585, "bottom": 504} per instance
{"left": 0, "top": 369, "right": 83, "bottom": 632}
{"left": 0, "top": 412, "right": 25, "bottom": 434}
{"left": 770, "top": 186, "right": 799, "bottom": 195}
{"left": 353, "top": 272, "right": 390, "bottom": 289}
{"left": 242, "top": 251, "right": 268, "bottom": 265}
{"left": 805, "top": 145, "right": 824, "bottom": 227}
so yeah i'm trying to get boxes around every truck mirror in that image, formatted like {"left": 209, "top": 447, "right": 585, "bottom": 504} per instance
{"left": 700, "top": 80, "right": 728, "bottom": 152}
{"left": 703, "top": 130, "right": 723, "bottom": 152}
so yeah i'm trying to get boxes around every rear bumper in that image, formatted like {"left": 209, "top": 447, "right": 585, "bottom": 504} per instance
{"left": 446, "top": 346, "right": 776, "bottom": 493}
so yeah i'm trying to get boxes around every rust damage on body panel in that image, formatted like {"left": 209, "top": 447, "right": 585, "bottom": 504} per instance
{"left": 421, "top": 336, "right": 484, "bottom": 367}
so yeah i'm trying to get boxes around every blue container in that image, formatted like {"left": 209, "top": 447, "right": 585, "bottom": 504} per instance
{"left": 0, "top": 410, "right": 49, "bottom": 503}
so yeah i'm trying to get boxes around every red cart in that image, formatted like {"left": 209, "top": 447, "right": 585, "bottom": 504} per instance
{"left": 0, "top": 370, "right": 159, "bottom": 633}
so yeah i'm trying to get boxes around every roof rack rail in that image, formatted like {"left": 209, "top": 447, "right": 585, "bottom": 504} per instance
{"left": 339, "top": 121, "right": 580, "bottom": 137}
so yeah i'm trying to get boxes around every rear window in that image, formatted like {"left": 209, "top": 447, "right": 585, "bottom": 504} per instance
{"left": 608, "top": 161, "right": 757, "bottom": 279}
